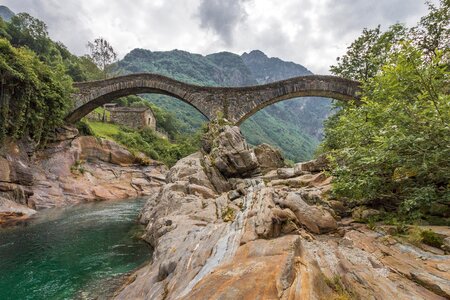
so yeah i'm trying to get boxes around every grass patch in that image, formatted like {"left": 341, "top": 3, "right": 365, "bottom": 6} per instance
{"left": 86, "top": 121, "right": 121, "bottom": 139}
{"left": 70, "top": 160, "right": 86, "bottom": 175}
{"left": 324, "top": 274, "right": 354, "bottom": 300}
{"left": 221, "top": 207, "right": 236, "bottom": 222}
{"left": 420, "top": 229, "right": 445, "bottom": 249}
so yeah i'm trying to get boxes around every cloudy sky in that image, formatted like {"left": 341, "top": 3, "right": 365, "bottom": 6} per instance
{"left": 3, "top": 0, "right": 434, "bottom": 74}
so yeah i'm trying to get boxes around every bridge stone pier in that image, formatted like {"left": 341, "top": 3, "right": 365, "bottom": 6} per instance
{"left": 67, "top": 73, "right": 361, "bottom": 124}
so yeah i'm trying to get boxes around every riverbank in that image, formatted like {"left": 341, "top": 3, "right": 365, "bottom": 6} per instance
{"left": 0, "top": 126, "right": 167, "bottom": 225}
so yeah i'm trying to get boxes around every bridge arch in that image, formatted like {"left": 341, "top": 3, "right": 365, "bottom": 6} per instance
{"left": 66, "top": 73, "right": 361, "bottom": 124}
{"left": 66, "top": 74, "right": 216, "bottom": 123}
{"left": 232, "top": 76, "right": 360, "bottom": 125}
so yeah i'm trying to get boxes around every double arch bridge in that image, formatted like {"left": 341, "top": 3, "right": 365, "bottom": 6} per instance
{"left": 66, "top": 73, "right": 361, "bottom": 125}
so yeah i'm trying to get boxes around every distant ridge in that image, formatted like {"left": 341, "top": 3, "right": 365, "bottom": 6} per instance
{"left": 0, "top": 5, "right": 14, "bottom": 21}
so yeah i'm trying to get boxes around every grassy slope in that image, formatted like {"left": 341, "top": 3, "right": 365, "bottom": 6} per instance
{"left": 87, "top": 121, "right": 121, "bottom": 140}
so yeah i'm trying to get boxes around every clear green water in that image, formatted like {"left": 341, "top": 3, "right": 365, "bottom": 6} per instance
{"left": 0, "top": 198, "right": 152, "bottom": 300}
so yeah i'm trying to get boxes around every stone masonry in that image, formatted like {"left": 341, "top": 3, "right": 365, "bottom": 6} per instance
{"left": 67, "top": 73, "right": 361, "bottom": 124}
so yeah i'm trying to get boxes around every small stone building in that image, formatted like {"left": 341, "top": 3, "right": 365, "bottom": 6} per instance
{"left": 107, "top": 107, "right": 156, "bottom": 130}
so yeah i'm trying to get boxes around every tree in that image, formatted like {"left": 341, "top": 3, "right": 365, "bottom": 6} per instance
{"left": 411, "top": 0, "right": 450, "bottom": 61}
{"left": 330, "top": 24, "right": 406, "bottom": 81}
{"left": 322, "top": 1, "right": 450, "bottom": 221}
{"left": 87, "top": 37, "right": 117, "bottom": 78}
{"left": 7, "top": 13, "right": 52, "bottom": 58}
{"left": 322, "top": 45, "right": 449, "bottom": 219}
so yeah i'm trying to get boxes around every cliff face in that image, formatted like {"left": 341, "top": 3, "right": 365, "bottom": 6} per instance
{"left": 0, "top": 127, "right": 167, "bottom": 225}
{"left": 115, "top": 123, "right": 450, "bottom": 300}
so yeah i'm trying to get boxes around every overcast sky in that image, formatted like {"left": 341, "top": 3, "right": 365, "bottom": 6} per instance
{"left": 3, "top": 0, "right": 435, "bottom": 74}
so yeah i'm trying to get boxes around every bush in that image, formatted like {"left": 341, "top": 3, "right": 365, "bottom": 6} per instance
{"left": 76, "top": 120, "right": 95, "bottom": 136}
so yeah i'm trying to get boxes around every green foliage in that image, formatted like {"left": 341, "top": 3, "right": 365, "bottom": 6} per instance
{"left": 420, "top": 229, "right": 445, "bottom": 248}
{"left": 7, "top": 13, "right": 51, "bottom": 57}
{"left": 70, "top": 160, "right": 86, "bottom": 175}
{"left": 0, "top": 38, "right": 72, "bottom": 145}
{"left": 76, "top": 119, "right": 95, "bottom": 136}
{"left": 324, "top": 274, "right": 354, "bottom": 300}
{"left": 2, "top": 13, "right": 103, "bottom": 82}
{"left": 330, "top": 24, "right": 407, "bottom": 81}
{"left": 402, "top": 226, "right": 444, "bottom": 249}
{"left": 113, "top": 127, "right": 200, "bottom": 166}
{"left": 323, "top": 2, "right": 450, "bottom": 221}
{"left": 241, "top": 106, "right": 319, "bottom": 162}
{"left": 323, "top": 45, "right": 449, "bottom": 219}
{"left": 411, "top": 0, "right": 450, "bottom": 60}
{"left": 221, "top": 207, "right": 236, "bottom": 222}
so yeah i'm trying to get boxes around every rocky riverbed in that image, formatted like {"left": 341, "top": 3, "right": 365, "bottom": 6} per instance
{"left": 115, "top": 123, "right": 450, "bottom": 300}
{"left": 0, "top": 126, "right": 166, "bottom": 225}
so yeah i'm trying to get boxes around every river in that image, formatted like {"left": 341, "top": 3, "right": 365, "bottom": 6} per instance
{"left": 0, "top": 197, "right": 152, "bottom": 300}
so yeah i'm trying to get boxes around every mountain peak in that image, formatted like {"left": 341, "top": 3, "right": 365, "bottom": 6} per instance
{"left": 242, "top": 50, "right": 268, "bottom": 60}
{"left": 0, "top": 5, "right": 15, "bottom": 21}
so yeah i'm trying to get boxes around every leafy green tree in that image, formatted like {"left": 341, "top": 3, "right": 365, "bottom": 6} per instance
{"left": 87, "top": 37, "right": 117, "bottom": 78}
{"left": 411, "top": 0, "right": 450, "bottom": 61}
{"left": 330, "top": 24, "right": 407, "bottom": 82}
{"left": 7, "top": 13, "right": 52, "bottom": 58}
{"left": 323, "top": 1, "right": 450, "bottom": 221}
{"left": 322, "top": 44, "right": 449, "bottom": 218}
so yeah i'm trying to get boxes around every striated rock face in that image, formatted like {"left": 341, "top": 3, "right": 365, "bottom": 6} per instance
{"left": 115, "top": 125, "right": 450, "bottom": 300}
{"left": 0, "top": 133, "right": 167, "bottom": 213}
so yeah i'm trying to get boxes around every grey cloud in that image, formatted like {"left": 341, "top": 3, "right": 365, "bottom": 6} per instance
{"left": 197, "top": 0, "right": 247, "bottom": 45}
{"left": 3, "top": 0, "right": 94, "bottom": 55}
{"left": 1, "top": 0, "right": 436, "bottom": 75}
{"left": 320, "top": 0, "right": 427, "bottom": 37}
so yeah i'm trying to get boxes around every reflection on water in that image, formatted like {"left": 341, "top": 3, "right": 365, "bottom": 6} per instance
{"left": 0, "top": 198, "right": 152, "bottom": 300}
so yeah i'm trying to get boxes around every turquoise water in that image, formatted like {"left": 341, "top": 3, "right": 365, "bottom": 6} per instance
{"left": 0, "top": 198, "right": 152, "bottom": 300}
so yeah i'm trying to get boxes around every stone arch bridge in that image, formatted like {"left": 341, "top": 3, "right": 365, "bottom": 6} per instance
{"left": 67, "top": 73, "right": 361, "bottom": 124}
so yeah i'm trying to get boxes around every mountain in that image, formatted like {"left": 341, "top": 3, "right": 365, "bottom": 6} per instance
{"left": 115, "top": 49, "right": 333, "bottom": 162}
{"left": 0, "top": 6, "right": 14, "bottom": 21}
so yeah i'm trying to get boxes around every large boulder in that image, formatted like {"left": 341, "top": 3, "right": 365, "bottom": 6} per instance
{"left": 275, "top": 192, "right": 337, "bottom": 234}
{"left": 205, "top": 125, "right": 259, "bottom": 178}
{"left": 253, "top": 143, "right": 284, "bottom": 173}
{"left": 77, "top": 136, "right": 136, "bottom": 166}
{"left": 294, "top": 154, "right": 329, "bottom": 173}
